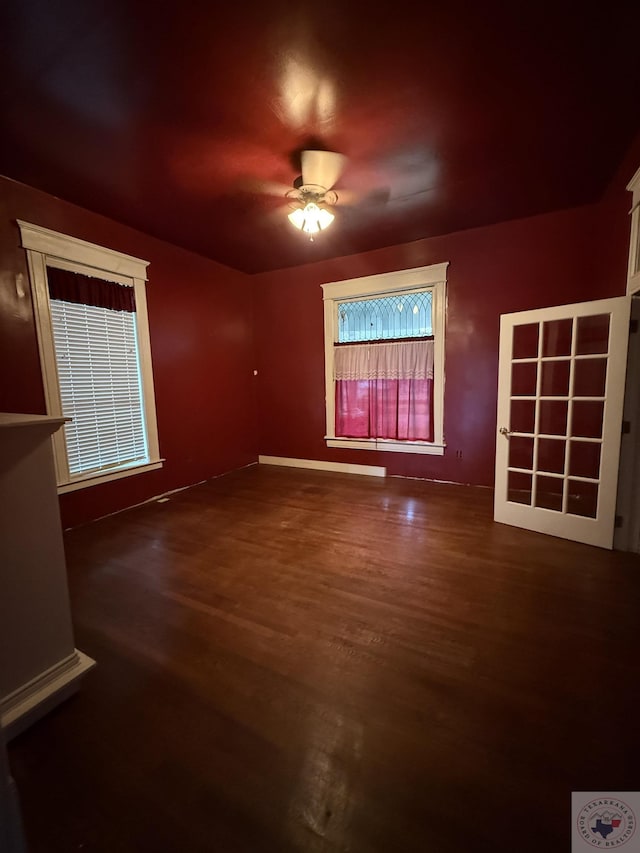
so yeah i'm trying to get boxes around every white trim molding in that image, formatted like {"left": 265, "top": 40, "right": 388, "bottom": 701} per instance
{"left": 17, "top": 220, "right": 149, "bottom": 280}
{"left": 1, "top": 650, "right": 95, "bottom": 739}
{"left": 626, "top": 166, "right": 640, "bottom": 296}
{"left": 326, "top": 437, "right": 445, "bottom": 455}
{"left": 321, "top": 262, "right": 448, "bottom": 454}
{"left": 58, "top": 460, "right": 164, "bottom": 494}
{"left": 259, "top": 455, "right": 386, "bottom": 477}
{"left": 18, "top": 221, "right": 162, "bottom": 491}
{"left": 321, "top": 262, "right": 449, "bottom": 301}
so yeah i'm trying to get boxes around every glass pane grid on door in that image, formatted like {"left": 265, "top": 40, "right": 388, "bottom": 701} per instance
{"left": 507, "top": 313, "right": 610, "bottom": 519}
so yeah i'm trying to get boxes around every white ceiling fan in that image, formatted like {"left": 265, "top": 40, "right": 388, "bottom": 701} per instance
{"left": 285, "top": 150, "right": 346, "bottom": 240}
{"left": 247, "top": 148, "right": 387, "bottom": 241}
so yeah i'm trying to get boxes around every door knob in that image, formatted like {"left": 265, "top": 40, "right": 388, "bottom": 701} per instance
{"left": 499, "top": 426, "right": 512, "bottom": 437}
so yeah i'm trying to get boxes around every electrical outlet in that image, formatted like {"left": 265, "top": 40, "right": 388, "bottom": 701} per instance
{"left": 455, "top": 450, "right": 463, "bottom": 459}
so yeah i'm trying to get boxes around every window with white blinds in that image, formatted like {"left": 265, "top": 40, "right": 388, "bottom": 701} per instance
{"left": 49, "top": 299, "right": 148, "bottom": 477}
{"left": 18, "top": 219, "right": 162, "bottom": 493}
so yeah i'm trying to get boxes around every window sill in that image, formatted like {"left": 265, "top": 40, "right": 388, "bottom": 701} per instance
{"left": 57, "top": 459, "right": 164, "bottom": 494}
{"left": 326, "top": 437, "right": 445, "bottom": 456}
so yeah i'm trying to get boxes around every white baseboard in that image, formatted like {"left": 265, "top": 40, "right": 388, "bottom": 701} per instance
{"left": 1, "top": 649, "right": 96, "bottom": 739}
{"left": 258, "top": 455, "right": 386, "bottom": 478}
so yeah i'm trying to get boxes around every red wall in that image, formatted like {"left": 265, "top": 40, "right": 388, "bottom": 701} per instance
{"left": 0, "top": 176, "right": 257, "bottom": 527}
{"left": 2, "top": 133, "right": 637, "bottom": 525}
{"left": 253, "top": 198, "right": 631, "bottom": 487}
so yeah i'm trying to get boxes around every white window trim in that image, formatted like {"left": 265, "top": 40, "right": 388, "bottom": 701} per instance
{"left": 18, "top": 220, "right": 163, "bottom": 492}
{"left": 627, "top": 165, "right": 640, "bottom": 296}
{"left": 321, "top": 262, "right": 448, "bottom": 455}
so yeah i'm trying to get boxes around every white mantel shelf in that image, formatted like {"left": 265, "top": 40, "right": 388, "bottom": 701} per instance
{"left": 0, "top": 412, "right": 95, "bottom": 738}
{"left": 0, "top": 413, "right": 67, "bottom": 429}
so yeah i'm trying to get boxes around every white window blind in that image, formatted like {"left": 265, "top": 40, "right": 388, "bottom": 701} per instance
{"left": 49, "top": 299, "right": 148, "bottom": 477}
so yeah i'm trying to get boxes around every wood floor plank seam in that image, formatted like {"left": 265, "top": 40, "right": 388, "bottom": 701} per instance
{"left": 8, "top": 466, "right": 640, "bottom": 853}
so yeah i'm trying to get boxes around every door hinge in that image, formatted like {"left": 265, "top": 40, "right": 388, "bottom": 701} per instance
{"left": 615, "top": 515, "right": 624, "bottom": 529}
{"left": 622, "top": 420, "right": 631, "bottom": 435}
{"left": 630, "top": 318, "right": 638, "bottom": 334}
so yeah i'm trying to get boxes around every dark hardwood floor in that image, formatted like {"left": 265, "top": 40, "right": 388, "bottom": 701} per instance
{"left": 8, "top": 465, "right": 640, "bottom": 852}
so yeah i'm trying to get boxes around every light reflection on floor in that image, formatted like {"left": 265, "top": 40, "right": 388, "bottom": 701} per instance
{"left": 286, "top": 704, "right": 363, "bottom": 849}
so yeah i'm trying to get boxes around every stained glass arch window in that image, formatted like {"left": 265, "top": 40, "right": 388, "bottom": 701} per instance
{"left": 337, "top": 290, "right": 433, "bottom": 342}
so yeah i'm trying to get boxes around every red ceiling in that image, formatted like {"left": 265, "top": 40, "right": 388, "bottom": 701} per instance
{"left": 1, "top": 1, "right": 639, "bottom": 273}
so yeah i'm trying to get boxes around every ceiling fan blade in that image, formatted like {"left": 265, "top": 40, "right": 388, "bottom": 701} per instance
{"left": 301, "top": 150, "right": 347, "bottom": 190}
{"left": 335, "top": 187, "right": 390, "bottom": 206}
{"left": 262, "top": 202, "right": 293, "bottom": 225}
{"left": 238, "top": 177, "right": 293, "bottom": 197}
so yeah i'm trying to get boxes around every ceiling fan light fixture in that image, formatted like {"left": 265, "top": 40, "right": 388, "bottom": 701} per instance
{"left": 288, "top": 201, "right": 334, "bottom": 240}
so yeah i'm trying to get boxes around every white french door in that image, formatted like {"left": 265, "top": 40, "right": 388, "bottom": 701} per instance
{"left": 494, "top": 296, "right": 630, "bottom": 548}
